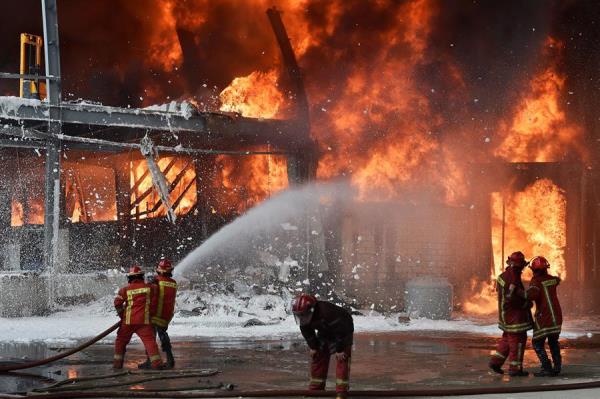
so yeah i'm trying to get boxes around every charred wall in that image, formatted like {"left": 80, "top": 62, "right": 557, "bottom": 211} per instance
{"left": 330, "top": 201, "right": 488, "bottom": 311}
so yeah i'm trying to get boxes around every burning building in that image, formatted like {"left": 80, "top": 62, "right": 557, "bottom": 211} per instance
{"left": 1, "top": 0, "right": 600, "bottom": 316}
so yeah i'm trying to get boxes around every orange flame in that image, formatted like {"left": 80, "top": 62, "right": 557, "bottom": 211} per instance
{"left": 350, "top": 136, "right": 439, "bottom": 202}
{"left": 495, "top": 39, "right": 585, "bottom": 162}
{"left": 491, "top": 179, "right": 566, "bottom": 280}
{"left": 11, "top": 199, "right": 24, "bottom": 227}
{"left": 130, "top": 157, "right": 197, "bottom": 219}
{"left": 64, "top": 163, "right": 118, "bottom": 223}
{"left": 11, "top": 197, "right": 44, "bottom": 227}
{"left": 464, "top": 178, "right": 566, "bottom": 315}
{"left": 219, "top": 70, "right": 284, "bottom": 119}
{"left": 147, "top": 0, "right": 182, "bottom": 71}
{"left": 213, "top": 152, "right": 288, "bottom": 214}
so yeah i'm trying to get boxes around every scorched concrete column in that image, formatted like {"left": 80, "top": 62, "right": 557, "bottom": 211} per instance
{"left": 113, "top": 154, "right": 133, "bottom": 268}
{"left": 42, "top": 0, "right": 63, "bottom": 274}
{"left": 194, "top": 156, "right": 217, "bottom": 240}
{"left": 0, "top": 150, "right": 13, "bottom": 270}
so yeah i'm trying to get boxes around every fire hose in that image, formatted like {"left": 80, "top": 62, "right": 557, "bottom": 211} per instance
{"left": 0, "top": 321, "right": 121, "bottom": 373}
{"left": 2, "top": 321, "right": 600, "bottom": 397}
{"left": 3, "top": 380, "right": 600, "bottom": 398}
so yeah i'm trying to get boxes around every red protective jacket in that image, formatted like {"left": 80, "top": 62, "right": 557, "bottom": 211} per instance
{"left": 300, "top": 301, "right": 354, "bottom": 353}
{"left": 150, "top": 275, "right": 178, "bottom": 328}
{"left": 527, "top": 273, "right": 562, "bottom": 340}
{"left": 114, "top": 281, "right": 156, "bottom": 325}
{"left": 496, "top": 267, "right": 533, "bottom": 333}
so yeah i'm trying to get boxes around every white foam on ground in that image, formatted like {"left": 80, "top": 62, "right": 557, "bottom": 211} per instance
{"left": 0, "top": 294, "right": 594, "bottom": 344}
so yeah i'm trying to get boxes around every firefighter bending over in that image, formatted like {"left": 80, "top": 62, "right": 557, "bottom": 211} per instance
{"left": 489, "top": 251, "right": 533, "bottom": 376}
{"left": 527, "top": 256, "right": 562, "bottom": 377}
{"left": 113, "top": 266, "right": 163, "bottom": 369}
{"left": 292, "top": 294, "right": 354, "bottom": 399}
{"left": 139, "top": 259, "right": 178, "bottom": 369}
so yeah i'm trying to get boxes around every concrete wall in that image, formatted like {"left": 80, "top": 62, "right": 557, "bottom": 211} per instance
{"left": 0, "top": 272, "right": 122, "bottom": 317}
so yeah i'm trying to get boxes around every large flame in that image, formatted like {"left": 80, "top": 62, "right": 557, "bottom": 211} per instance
{"left": 4, "top": 1, "right": 588, "bottom": 318}
{"left": 495, "top": 39, "right": 585, "bottom": 162}
{"left": 464, "top": 178, "right": 567, "bottom": 315}
{"left": 312, "top": 0, "right": 470, "bottom": 204}
{"left": 213, "top": 152, "right": 288, "bottom": 214}
{"left": 462, "top": 38, "right": 578, "bottom": 315}
{"left": 491, "top": 179, "right": 567, "bottom": 280}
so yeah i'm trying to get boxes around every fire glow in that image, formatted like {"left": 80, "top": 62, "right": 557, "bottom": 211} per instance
{"left": 219, "top": 70, "right": 284, "bottom": 119}
{"left": 5, "top": 0, "right": 589, "bottom": 317}
{"left": 464, "top": 179, "right": 567, "bottom": 315}
{"left": 212, "top": 152, "right": 288, "bottom": 215}
{"left": 130, "top": 157, "right": 197, "bottom": 220}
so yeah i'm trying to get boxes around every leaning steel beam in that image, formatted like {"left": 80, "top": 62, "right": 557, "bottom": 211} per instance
{"left": 267, "top": 7, "right": 310, "bottom": 128}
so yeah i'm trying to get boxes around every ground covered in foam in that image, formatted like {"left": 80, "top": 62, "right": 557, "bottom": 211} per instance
{"left": 0, "top": 291, "right": 596, "bottom": 343}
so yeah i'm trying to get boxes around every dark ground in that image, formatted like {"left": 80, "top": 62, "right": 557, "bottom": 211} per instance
{"left": 2, "top": 331, "right": 600, "bottom": 397}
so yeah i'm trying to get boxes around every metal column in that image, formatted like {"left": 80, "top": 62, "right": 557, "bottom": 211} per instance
{"left": 42, "top": 0, "right": 62, "bottom": 271}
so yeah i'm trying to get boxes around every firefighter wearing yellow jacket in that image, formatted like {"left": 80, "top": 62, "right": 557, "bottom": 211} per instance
{"left": 138, "top": 259, "right": 178, "bottom": 369}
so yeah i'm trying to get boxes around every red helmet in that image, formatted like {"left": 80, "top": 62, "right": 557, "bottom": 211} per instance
{"left": 127, "top": 265, "right": 144, "bottom": 277}
{"left": 156, "top": 259, "right": 173, "bottom": 273}
{"left": 506, "top": 251, "right": 529, "bottom": 268}
{"left": 530, "top": 256, "right": 550, "bottom": 271}
{"left": 291, "top": 294, "right": 317, "bottom": 326}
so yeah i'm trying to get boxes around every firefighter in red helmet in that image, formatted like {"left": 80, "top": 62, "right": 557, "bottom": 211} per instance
{"left": 139, "top": 259, "right": 178, "bottom": 369}
{"left": 292, "top": 294, "right": 354, "bottom": 399}
{"left": 113, "top": 265, "right": 163, "bottom": 369}
{"left": 489, "top": 251, "right": 533, "bottom": 376}
{"left": 527, "top": 256, "right": 562, "bottom": 376}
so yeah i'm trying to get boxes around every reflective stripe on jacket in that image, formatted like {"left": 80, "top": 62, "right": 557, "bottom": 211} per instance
{"left": 496, "top": 267, "right": 533, "bottom": 333}
{"left": 151, "top": 276, "right": 177, "bottom": 327}
{"left": 114, "top": 281, "right": 156, "bottom": 325}
{"left": 528, "top": 274, "right": 562, "bottom": 340}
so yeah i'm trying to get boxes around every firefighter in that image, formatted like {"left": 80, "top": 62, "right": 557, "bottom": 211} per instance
{"left": 488, "top": 251, "right": 533, "bottom": 376}
{"left": 113, "top": 265, "right": 163, "bottom": 370}
{"left": 527, "top": 256, "right": 562, "bottom": 377}
{"left": 292, "top": 294, "right": 354, "bottom": 399}
{"left": 138, "top": 259, "right": 178, "bottom": 369}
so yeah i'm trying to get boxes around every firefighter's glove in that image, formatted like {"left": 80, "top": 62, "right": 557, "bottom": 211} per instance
{"left": 335, "top": 352, "right": 348, "bottom": 362}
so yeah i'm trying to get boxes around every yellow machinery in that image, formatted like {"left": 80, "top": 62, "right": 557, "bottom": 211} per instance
{"left": 20, "top": 33, "right": 43, "bottom": 99}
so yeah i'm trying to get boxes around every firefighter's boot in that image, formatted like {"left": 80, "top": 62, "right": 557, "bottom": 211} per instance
{"left": 165, "top": 349, "right": 175, "bottom": 369}
{"left": 534, "top": 368, "right": 557, "bottom": 377}
{"left": 137, "top": 358, "right": 152, "bottom": 369}
{"left": 150, "top": 357, "right": 164, "bottom": 370}
{"left": 508, "top": 370, "right": 529, "bottom": 377}
{"left": 489, "top": 364, "right": 504, "bottom": 375}
{"left": 532, "top": 341, "right": 553, "bottom": 376}
{"left": 113, "top": 354, "right": 124, "bottom": 369}
{"left": 550, "top": 343, "right": 562, "bottom": 374}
